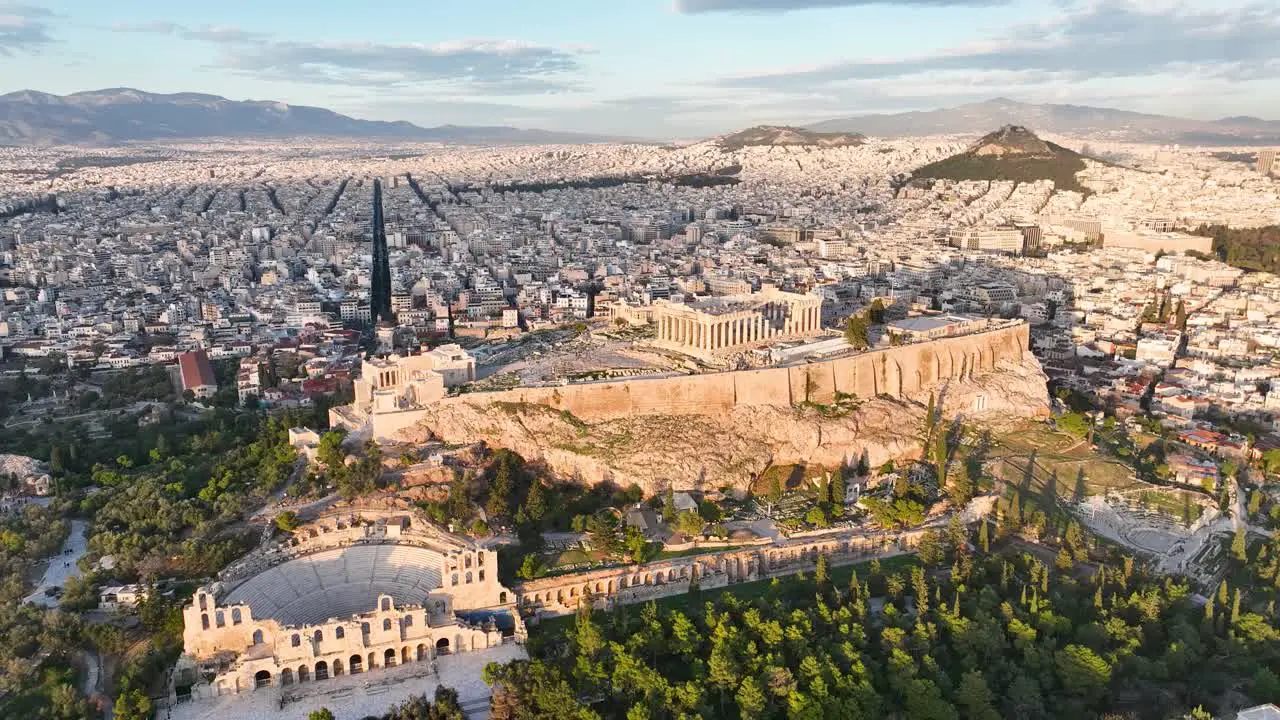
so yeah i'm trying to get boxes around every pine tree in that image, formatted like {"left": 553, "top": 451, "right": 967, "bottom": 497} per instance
{"left": 736, "top": 676, "right": 768, "bottom": 720}
{"left": 1233, "top": 527, "right": 1248, "bottom": 562}
{"left": 523, "top": 479, "right": 548, "bottom": 522}
{"left": 911, "top": 566, "right": 929, "bottom": 615}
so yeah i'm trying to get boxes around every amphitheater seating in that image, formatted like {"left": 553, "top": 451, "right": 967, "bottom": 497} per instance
{"left": 224, "top": 544, "right": 444, "bottom": 627}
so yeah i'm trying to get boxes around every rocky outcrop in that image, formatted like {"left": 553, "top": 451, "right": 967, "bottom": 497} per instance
{"left": 396, "top": 356, "right": 1049, "bottom": 494}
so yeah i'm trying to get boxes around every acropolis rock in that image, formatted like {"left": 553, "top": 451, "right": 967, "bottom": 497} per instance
{"left": 395, "top": 334, "right": 1049, "bottom": 493}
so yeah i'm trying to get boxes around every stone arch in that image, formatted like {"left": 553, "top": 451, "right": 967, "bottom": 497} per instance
{"left": 315, "top": 660, "right": 328, "bottom": 680}
{"left": 333, "top": 659, "right": 344, "bottom": 676}
{"left": 436, "top": 637, "right": 450, "bottom": 655}
{"left": 314, "top": 629, "right": 323, "bottom": 643}
{"left": 499, "top": 591, "right": 508, "bottom": 604}
{"left": 385, "top": 648, "right": 397, "bottom": 667}
{"left": 381, "top": 597, "right": 391, "bottom": 611}
{"left": 349, "top": 654, "right": 363, "bottom": 674}
{"left": 252, "top": 629, "right": 263, "bottom": 645}
{"left": 368, "top": 651, "right": 377, "bottom": 670}
{"left": 402, "top": 646, "right": 411, "bottom": 664}
{"left": 383, "top": 618, "right": 392, "bottom": 631}
{"left": 280, "top": 668, "right": 293, "bottom": 686}
{"left": 231, "top": 608, "right": 242, "bottom": 625}
{"left": 291, "top": 634, "right": 300, "bottom": 647}
{"left": 298, "top": 665, "right": 310, "bottom": 683}
{"left": 201, "top": 613, "right": 209, "bottom": 630}
{"left": 417, "top": 644, "right": 428, "bottom": 661}
{"left": 466, "top": 572, "right": 473, "bottom": 584}
{"left": 335, "top": 626, "right": 345, "bottom": 639}
{"left": 253, "top": 670, "right": 272, "bottom": 689}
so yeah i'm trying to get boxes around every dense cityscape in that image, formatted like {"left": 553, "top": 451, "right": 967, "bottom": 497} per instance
{"left": 4, "top": 1, "right": 1280, "bottom": 720}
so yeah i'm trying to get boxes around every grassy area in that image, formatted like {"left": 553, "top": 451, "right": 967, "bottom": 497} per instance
{"left": 1131, "top": 489, "right": 1205, "bottom": 524}
{"left": 530, "top": 553, "right": 920, "bottom": 641}
{"left": 991, "top": 421, "right": 1141, "bottom": 499}
{"left": 654, "top": 544, "right": 750, "bottom": 561}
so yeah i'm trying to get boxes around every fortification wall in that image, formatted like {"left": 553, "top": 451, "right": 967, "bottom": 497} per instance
{"left": 443, "top": 322, "right": 1030, "bottom": 421}
{"left": 336, "top": 323, "right": 1036, "bottom": 439}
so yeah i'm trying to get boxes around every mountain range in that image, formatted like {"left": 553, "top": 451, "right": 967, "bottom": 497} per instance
{"left": 0, "top": 89, "right": 623, "bottom": 146}
{"left": 809, "top": 98, "right": 1280, "bottom": 145}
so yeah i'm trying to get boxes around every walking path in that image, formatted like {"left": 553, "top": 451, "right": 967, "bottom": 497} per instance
{"left": 26, "top": 519, "right": 88, "bottom": 607}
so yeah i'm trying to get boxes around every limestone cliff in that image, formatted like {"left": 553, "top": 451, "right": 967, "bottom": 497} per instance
{"left": 396, "top": 354, "right": 1049, "bottom": 493}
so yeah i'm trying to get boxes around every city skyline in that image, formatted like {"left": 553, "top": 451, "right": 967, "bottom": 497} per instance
{"left": 0, "top": 0, "right": 1277, "bottom": 137}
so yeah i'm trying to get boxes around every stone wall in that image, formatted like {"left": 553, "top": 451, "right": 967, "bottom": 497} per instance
{"left": 517, "top": 527, "right": 929, "bottom": 617}
{"left": 336, "top": 323, "right": 1037, "bottom": 439}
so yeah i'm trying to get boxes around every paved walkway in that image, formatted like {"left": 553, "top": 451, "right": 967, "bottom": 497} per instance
{"left": 26, "top": 518, "right": 88, "bottom": 607}
{"left": 167, "top": 643, "right": 525, "bottom": 720}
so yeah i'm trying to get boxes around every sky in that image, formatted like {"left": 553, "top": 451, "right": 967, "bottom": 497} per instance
{"left": 0, "top": 0, "right": 1277, "bottom": 138}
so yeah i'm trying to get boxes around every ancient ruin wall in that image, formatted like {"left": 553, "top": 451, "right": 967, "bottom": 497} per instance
{"left": 440, "top": 323, "right": 1032, "bottom": 421}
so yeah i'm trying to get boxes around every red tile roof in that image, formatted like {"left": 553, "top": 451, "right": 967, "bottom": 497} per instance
{"left": 178, "top": 350, "right": 217, "bottom": 390}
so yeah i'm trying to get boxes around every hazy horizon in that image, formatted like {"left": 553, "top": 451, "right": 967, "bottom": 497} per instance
{"left": 1, "top": 0, "right": 1278, "bottom": 137}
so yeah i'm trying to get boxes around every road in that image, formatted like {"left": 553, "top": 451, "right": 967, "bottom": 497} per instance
{"left": 26, "top": 518, "right": 88, "bottom": 607}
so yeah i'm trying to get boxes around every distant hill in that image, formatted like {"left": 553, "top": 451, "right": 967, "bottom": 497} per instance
{"left": 809, "top": 98, "right": 1280, "bottom": 145}
{"left": 0, "top": 88, "right": 625, "bottom": 146}
{"left": 717, "top": 125, "right": 865, "bottom": 150}
{"left": 912, "top": 125, "right": 1089, "bottom": 193}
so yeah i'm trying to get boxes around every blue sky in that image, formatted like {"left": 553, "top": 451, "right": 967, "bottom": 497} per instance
{"left": 1, "top": 0, "right": 1278, "bottom": 137}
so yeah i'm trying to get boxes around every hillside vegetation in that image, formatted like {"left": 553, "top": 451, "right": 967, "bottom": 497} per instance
{"left": 912, "top": 125, "right": 1089, "bottom": 194}
{"left": 1191, "top": 224, "right": 1280, "bottom": 274}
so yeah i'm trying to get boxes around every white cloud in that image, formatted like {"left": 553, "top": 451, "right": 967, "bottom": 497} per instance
{"left": 0, "top": 3, "right": 54, "bottom": 55}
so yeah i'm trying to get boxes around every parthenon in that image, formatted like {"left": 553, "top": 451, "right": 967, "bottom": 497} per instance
{"left": 651, "top": 287, "right": 825, "bottom": 355}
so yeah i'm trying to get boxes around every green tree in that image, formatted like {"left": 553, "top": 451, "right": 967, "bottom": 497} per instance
{"left": 309, "top": 710, "right": 336, "bottom": 720}
{"left": 736, "top": 676, "right": 768, "bottom": 719}
{"left": 1233, "top": 526, "right": 1248, "bottom": 562}
{"left": 316, "top": 429, "right": 347, "bottom": 470}
{"left": 114, "top": 687, "right": 153, "bottom": 720}
{"left": 275, "top": 511, "right": 300, "bottom": 532}
{"left": 956, "top": 670, "right": 1000, "bottom": 720}
{"left": 845, "top": 314, "right": 870, "bottom": 350}
{"left": 1055, "top": 644, "right": 1111, "bottom": 703}
{"left": 674, "top": 509, "right": 706, "bottom": 538}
